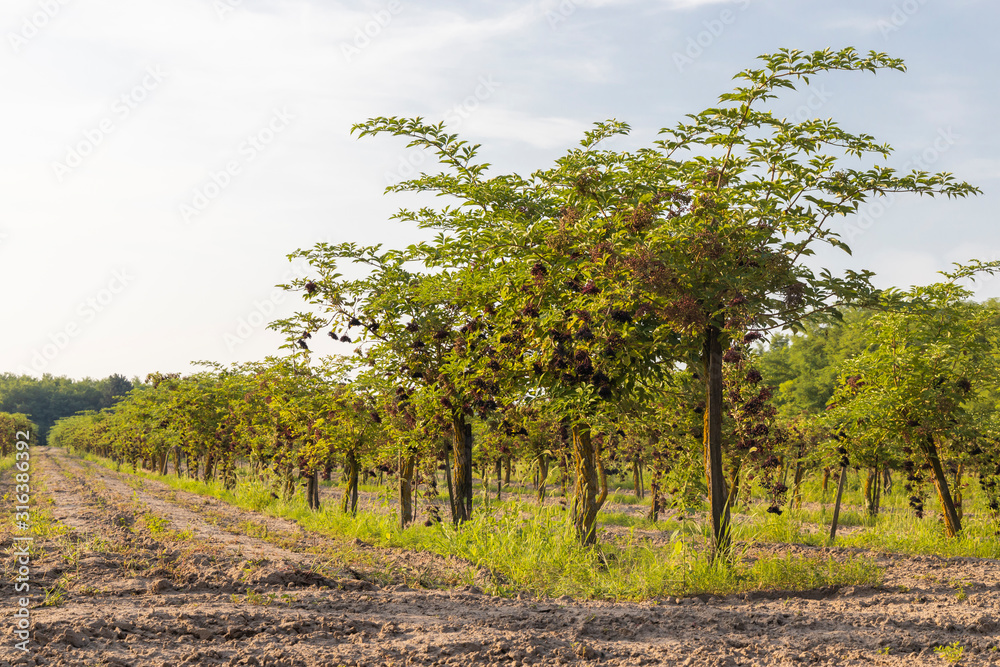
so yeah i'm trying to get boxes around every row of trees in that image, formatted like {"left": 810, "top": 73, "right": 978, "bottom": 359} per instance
{"left": 49, "top": 48, "right": 996, "bottom": 559}
{"left": 48, "top": 278, "right": 1000, "bottom": 547}
{"left": 48, "top": 358, "right": 708, "bottom": 524}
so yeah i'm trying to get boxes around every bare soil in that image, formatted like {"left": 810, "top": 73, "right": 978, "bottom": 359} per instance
{"left": 3, "top": 448, "right": 1000, "bottom": 667}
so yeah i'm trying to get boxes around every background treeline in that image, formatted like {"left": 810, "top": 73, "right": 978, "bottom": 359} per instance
{"left": 0, "top": 373, "right": 133, "bottom": 444}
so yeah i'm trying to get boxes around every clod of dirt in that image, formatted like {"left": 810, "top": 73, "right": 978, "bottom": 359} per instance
{"left": 148, "top": 578, "right": 172, "bottom": 593}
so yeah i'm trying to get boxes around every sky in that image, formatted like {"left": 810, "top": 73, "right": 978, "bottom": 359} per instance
{"left": 1, "top": 0, "right": 997, "bottom": 381}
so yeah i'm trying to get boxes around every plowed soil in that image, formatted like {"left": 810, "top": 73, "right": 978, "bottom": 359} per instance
{"left": 3, "top": 447, "right": 1000, "bottom": 667}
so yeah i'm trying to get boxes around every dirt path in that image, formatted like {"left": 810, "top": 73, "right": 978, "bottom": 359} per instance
{"left": 2, "top": 448, "right": 1000, "bottom": 666}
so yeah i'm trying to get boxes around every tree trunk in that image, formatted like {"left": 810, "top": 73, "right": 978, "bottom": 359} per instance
{"left": 821, "top": 467, "right": 830, "bottom": 494}
{"left": 792, "top": 461, "right": 805, "bottom": 509}
{"left": 282, "top": 462, "right": 295, "bottom": 499}
{"left": 306, "top": 470, "right": 321, "bottom": 511}
{"left": 703, "top": 324, "right": 730, "bottom": 560}
{"left": 341, "top": 449, "right": 359, "bottom": 515}
{"left": 647, "top": 476, "right": 660, "bottom": 523}
{"left": 863, "top": 468, "right": 876, "bottom": 517}
{"left": 872, "top": 462, "right": 882, "bottom": 517}
{"left": 922, "top": 435, "right": 961, "bottom": 537}
{"left": 202, "top": 451, "right": 214, "bottom": 483}
{"left": 451, "top": 414, "right": 473, "bottom": 523}
{"left": 399, "top": 453, "right": 416, "bottom": 528}
{"left": 173, "top": 446, "right": 182, "bottom": 477}
{"left": 223, "top": 457, "right": 236, "bottom": 490}
{"left": 504, "top": 456, "right": 511, "bottom": 486}
{"left": 443, "top": 443, "right": 456, "bottom": 522}
{"left": 953, "top": 464, "right": 963, "bottom": 522}
{"left": 495, "top": 458, "right": 502, "bottom": 501}
{"left": 537, "top": 452, "right": 549, "bottom": 504}
{"left": 570, "top": 423, "right": 607, "bottom": 545}
{"left": 829, "top": 463, "right": 849, "bottom": 543}
{"left": 559, "top": 453, "right": 570, "bottom": 498}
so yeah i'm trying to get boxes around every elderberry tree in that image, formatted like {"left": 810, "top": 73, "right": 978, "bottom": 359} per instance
{"left": 272, "top": 244, "right": 496, "bottom": 523}
{"left": 301, "top": 48, "right": 979, "bottom": 555}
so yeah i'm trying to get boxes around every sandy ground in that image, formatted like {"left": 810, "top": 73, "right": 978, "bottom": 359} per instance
{"left": 2, "top": 448, "right": 1000, "bottom": 667}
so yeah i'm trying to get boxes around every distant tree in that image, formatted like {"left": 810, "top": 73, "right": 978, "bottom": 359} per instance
{"left": 756, "top": 311, "right": 871, "bottom": 417}
{"left": 99, "top": 373, "right": 134, "bottom": 409}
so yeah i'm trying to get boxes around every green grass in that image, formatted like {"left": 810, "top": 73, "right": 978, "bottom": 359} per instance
{"left": 727, "top": 476, "right": 1000, "bottom": 560}
{"left": 58, "top": 449, "right": 1000, "bottom": 600}
{"left": 431, "top": 503, "right": 880, "bottom": 599}
{"left": 933, "top": 641, "right": 964, "bottom": 665}
{"left": 605, "top": 491, "right": 644, "bottom": 505}
{"left": 834, "top": 508, "right": 1000, "bottom": 559}
{"left": 139, "top": 512, "right": 194, "bottom": 541}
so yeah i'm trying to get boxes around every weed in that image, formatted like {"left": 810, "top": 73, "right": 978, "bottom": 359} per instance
{"left": 243, "top": 590, "right": 276, "bottom": 606}
{"left": 933, "top": 641, "right": 964, "bottom": 664}
{"left": 42, "top": 579, "right": 71, "bottom": 607}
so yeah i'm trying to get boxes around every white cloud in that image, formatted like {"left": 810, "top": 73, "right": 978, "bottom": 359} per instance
{"left": 450, "top": 107, "right": 590, "bottom": 149}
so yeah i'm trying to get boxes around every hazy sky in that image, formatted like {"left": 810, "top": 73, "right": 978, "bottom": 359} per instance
{"left": 1, "top": 0, "right": 997, "bottom": 381}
